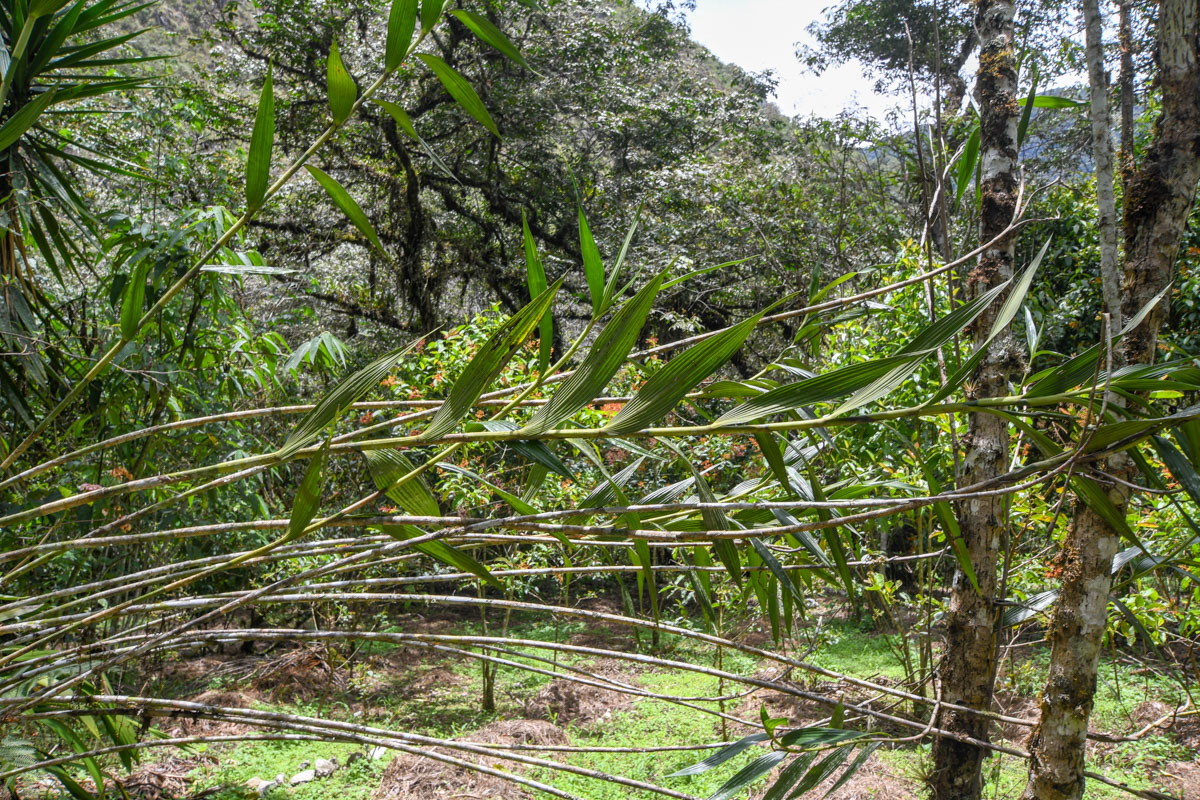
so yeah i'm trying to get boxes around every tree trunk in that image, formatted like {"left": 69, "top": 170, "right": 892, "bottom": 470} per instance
{"left": 1117, "top": 0, "right": 1136, "bottom": 179}
{"left": 1085, "top": 0, "right": 1123, "bottom": 330}
{"left": 1121, "top": 0, "right": 1200, "bottom": 366}
{"left": 930, "top": 1, "right": 1021, "bottom": 797}
{"left": 1021, "top": 2, "right": 1200, "bottom": 798}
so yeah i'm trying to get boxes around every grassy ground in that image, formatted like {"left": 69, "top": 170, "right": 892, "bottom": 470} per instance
{"left": 151, "top": 607, "right": 1196, "bottom": 800}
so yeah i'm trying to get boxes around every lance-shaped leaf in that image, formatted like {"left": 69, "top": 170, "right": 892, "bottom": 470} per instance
{"left": 606, "top": 310, "right": 763, "bottom": 435}
{"left": 1072, "top": 475, "right": 1142, "bottom": 549}
{"left": 465, "top": 420, "right": 574, "bottom": 479}
{"left": 749, "top": 538, "right": 805, "bottom": 606}
{"left": 119, "top": 257, "right": 151, "bottom": 340}
{"left": 573, "top": 455, "right": 645, "bottom": 514}
{"left": 955, "top": 125, "right": 980, "bottom": 206}
{"left": 416, "top": 53, "right": 499, "bottom": 137}
{"left": 832, "top": 278, "right": 1012, "bottom": 416}
{"left": 579, "top": 206, "right": 605, "bottom": 316}
{"left": 1083, "top": 403, "right": 1200, "bottom": 453}
{"left": 373, "top": 99, "right": 458, "bottom": 182}
{"left": 1002, "top": 588, "right": 1058, "bottom": 627}
{"left": 305, "top": 165, "right": 386, "bottom": 256}
{"left": 756, "top": 432, "right": 796, "bottom": 497}
{"left": 420, "top": 0, "right": 444, "bottom": 31}
{"left": 278, "top": 339, "right": 421, "bottom": 459}
{"left": 922, "top": 457, "right": 979, "bottom": 593}
{"left": 385, "top": 0, "right": 418, "bottom": 70}
{"left": 668, "top": 733, "right": 769, "bottom": 777}
{"left": 706, "top": 750, "right": 789, "bottom": 800}
{"left": 287, "top": 438, "right": 329, "bottom": 539}
{"left": 363, "top": 448, "right": 439, "bottom": 517}
{"left": 600, "top": 204, "right": 643, "bottom": 312}
{"left": 1017, "top": 67, "right": 1039, "bottom": 147}
{"left": 439, "top": 462, "right": 539, "bottom": 515}
{"left": 520, "top": 273, "right": 662, "bottom": 435}
{"left": 684, "top": 459, "right": 741, "bottom": 586}
{"left": 761, "top": 753, "right": 820, "bottom": 800}
{"left": 378, "top": 523, "right": 503, "bottom": 588}
{"left": 326, "top": 39, "right": 357, "bottom": 124}
{"left": 720, "top": 279, "right": 1010, "bottom": 425}
{"left": 421, "top": 279, "right": 563, "bottom": 441}
{"left": 1027, "top": 285, "right": 1169, "bottom": 397}
{"left": 1154, "top": 434, "right": 1200, "bottom": 507}
{"left": 0, "top": 88, "right": 56, "bottom": 153}
{"left": 450, "top": 10, "right": 531, "bottom": 70}
{"left": 523, "top": 211, "right": 552, "bottom": 377}
{"left": 245, "top": 65, "right": 274, "bottom": 211}
{"left": 923, "top": 240, "right": 1046, "bottom": 406}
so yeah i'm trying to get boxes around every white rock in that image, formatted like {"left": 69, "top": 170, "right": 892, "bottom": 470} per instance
{"left": 289, "top": 770, "right": 316, "bottom": 785}
{"left": 245, "top": 778, "right": 269, "bottom": 792}
{"left": 314, "top": 758, "right": 337, "bottom": 778}
{"left": 274, "top": 774, "right": 286, "bottom": 785}
{"left": 368, "top": 746, "right": 388, "bottom": 760}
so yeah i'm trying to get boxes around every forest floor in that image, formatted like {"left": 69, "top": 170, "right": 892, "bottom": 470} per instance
{"left": 74, "top": 599, "right": 1199, "bottom": 800}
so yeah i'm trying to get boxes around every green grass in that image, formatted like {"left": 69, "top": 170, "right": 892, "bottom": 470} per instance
{"left": 173, "top": 612, "right": 1192, "bottom": 800}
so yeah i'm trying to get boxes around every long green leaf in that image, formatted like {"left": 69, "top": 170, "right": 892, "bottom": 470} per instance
{"left": 419, "top": 0, "right": 444, "bottom": 31}
{"left": 415, "top": 53, "right": 499, "bottom": 137}
{"left": 578, "top": 206, "right": 605, "bottom": 316}
{"left": 1154, "top": 434, "right": 1200, "bottom": 507}
{"left": 245, "top": 65, "right": 274, "bottom": 211}
{"left": 378, "top": 523, "right": 503, "bottom": 588}
{"left": 601, "top": 204, "right": 642, "bottom": 312}
{"left": 762, "top": 753, "right": 820, "bottom": 800}
{"left": 523, "top": 211, "right": 552, "bottom": 377}
{"left": 0, "top": 88, "right": 56, "bottom": 152}
{"left": 467, "top": 420, "right": 574, "bottom": 479}
{"left": 288, "top": 438, "right": 329, "bottom": 539}
{"left": 520, "top": 274, "right": 662, "bottom": 435}
{"left": 279, "top": 339, "right": 421, "bottom": 459}
{"left": 606, "top": 310, "right": 762, "bottom": 434}
{"left": 954, "top": 125, "right": 980, "bottom": 206}
{"left": 326, "top": 39, "right": 357, "bottom": 124}
{"left": 450, "top": 9, "right": 531, "bottom": 69}
{"left": 421, "top": 279, "right": 563, "bottom": 441}
{"left": 385, "top": 0, "right": 418, "bottom": 70}
{"left": 305, "top": 165, "right": 386, "bottom": 256}
{"left": 925, "top": 243, "right": 1045, "bottom": 406}
{"left": 668, "top": 734, "right": 769, "bottom": 777}
{"left": 363, "top": 448, "right": 440, "bottom": 517}
{"left": 707, "top": 751, "right": 788, "bottom": 800}
{"left": 1017, "top": 67, "right": 1039, "bottom": 147}
{"left": 119, "top": 257, "right": 150, "bottom": 340}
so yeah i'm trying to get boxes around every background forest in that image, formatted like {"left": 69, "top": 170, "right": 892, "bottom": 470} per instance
{"left": 1, "top": 1, "right": 1199, "bottom": 800}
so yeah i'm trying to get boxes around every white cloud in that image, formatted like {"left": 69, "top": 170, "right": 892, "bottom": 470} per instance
{"left": 687, "top": 0, "right": 905, "bottom": 120}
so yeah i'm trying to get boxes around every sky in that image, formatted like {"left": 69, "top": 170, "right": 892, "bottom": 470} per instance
{"left": 686, "top": 0, "right": 901, "bottom": 120}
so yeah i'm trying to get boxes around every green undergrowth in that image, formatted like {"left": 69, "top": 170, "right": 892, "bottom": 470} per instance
{"left": 173, "top": 614, "right": 1192, "bottom": 800}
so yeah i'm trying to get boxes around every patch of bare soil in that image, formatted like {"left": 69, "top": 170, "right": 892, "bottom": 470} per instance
{"left": 120, "top": 755, "right": 217, "bottom": 800}
{"left": 524, "top": 675, "right": 635, "bottom": 727}
{"left": 372, "top": 720, "right": 568, "bottom": 800}
{"left": 160, "top": 689, "right": 262, "bottom": 737}
{"left": 993, "top": 691, "right": 1040, "bottom": 743}
{"left": 1161, "top": 761, "right": 1200, "bottom": 800}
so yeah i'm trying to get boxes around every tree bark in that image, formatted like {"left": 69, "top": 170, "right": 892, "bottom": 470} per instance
{"left": 1085, "top": 0, "right": 1123, "bottom": 329}
{"left": 930, "top": 1, "right": 1021, "bottom": 797}
{"left": 1121, "top": 0, "right": 1200, "bottom": 366}
{"left": 1021, "top": 2, "right": 1200, "bottom": 798}
{"left": 1117, "top": 0, "right": 1136, "bottom": 179}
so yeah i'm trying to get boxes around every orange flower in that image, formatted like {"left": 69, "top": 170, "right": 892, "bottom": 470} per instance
{"left": 599, "top": 402, "right": 625, "bottom": 416}
{"left": 380, "top": 375, "right": 398, "bottom": 388}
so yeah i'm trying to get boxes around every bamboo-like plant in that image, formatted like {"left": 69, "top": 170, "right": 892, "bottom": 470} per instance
{"left": 1, "top": 2, "right": 1199, "bottom": 800}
